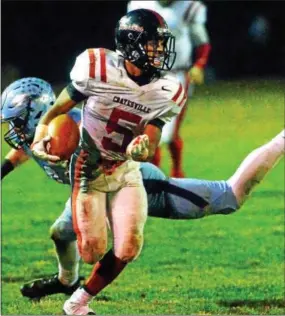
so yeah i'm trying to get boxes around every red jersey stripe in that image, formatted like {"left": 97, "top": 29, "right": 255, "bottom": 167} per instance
{"left": 178, "top": 91, "right": 187, "bottom": 107}
{"left": 100, "top": 48, "right": 107, "bottom": 83}
{"left": 172, "top": 83, "right": 183, "bottom": 103}
{"left": 88, "top": 49, "right": 96, "bottom": 79}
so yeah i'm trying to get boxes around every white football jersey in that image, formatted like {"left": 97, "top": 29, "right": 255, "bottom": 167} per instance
{"left": 70, "top": 48, "right": 186, "bottom": 161}
{"left": 127, "top": 1, "right": 207, "bottom": 69}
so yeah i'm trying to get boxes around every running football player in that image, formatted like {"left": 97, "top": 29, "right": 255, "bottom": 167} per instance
{"left": 30, "top": 9, "right": 186, "bottom": 315}
{"left": 127, "top": 0, "right": 212, "bottom": 177}
{"left": 2, "top": 79, "right": 284, "bottom": 314}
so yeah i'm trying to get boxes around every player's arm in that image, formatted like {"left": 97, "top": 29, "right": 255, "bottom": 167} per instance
{"left": 1, "top": 148, "right": 30, "bottom": 180}
{"left": 190, "top": 23, "right": 211, "bottom": 69}
{"left": 33, "top": 85, "right": 85, "bottom": 142}
{"left": 143, "top": 119, "right": 163, "bottom": 161}
{"left": 32, "top": 49, "right": 92, "bottom": 161}
{"left": 32, "top": 85, "right": 87, "bottom": 161}
{"left": 188, "top": 3, "right": 211, "bottom": 85}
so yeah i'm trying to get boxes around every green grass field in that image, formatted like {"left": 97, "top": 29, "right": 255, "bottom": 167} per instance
{"left": 1, "top": 79, "right": 284, "bottom": 315}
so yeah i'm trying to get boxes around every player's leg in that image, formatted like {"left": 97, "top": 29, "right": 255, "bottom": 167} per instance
{"left": 72, "top": 189, "right": 108, "bottom": 264}
{"left": 165, "top": 177, "right": 239, "bottom": 219}
{"left": 160, "top": 114, "right": 185, "bottom": 178}
{"left": 71, "top": 154, "right": 108, "bottom": 264}
{"left": 228, "top": 130, "right": 285, "bottom": 206}
{"left": 168, "top": 70, "right": 190, "bottom": 178}
{"left": 20, "top": 198, "right": 82, "bottom": 299}
{"left": 49, "top": 198, "right": 80, "bottom": 285}
{"left": 110, "top": 185, "right": 148, "bottom": 260}
{"left": 64, "top": 162, "right": 147, "bottom": 315}
{"left": 63, "top": 188, "right": 108, "bottom": 315}
{"left": 63, "top": 150, "right": 110, "bottom": 315}
{"left": 76, "top": 185, "right": 147, "bottom": 299}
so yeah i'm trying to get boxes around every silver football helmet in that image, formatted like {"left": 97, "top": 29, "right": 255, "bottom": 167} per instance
{"left": 1, "top": 77, "right": 55, "bottom": 149}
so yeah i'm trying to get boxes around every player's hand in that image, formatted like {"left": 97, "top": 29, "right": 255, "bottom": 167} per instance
{"left": 189, "top": 65, "right": 204, "bottom": 85}
{"left": 126, "top": 134, "right": 149, "bottom": 161}
{"left": 31, "top": 135, "right": 61, "bottom": 162}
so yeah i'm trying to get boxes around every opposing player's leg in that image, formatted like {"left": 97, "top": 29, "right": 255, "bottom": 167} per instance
{"left": 50, "top": 200, "right": 80, "bottom": 287}
{"left": 228, "top": 130, "right": 285, "bottom": 206}
{"left": 20, "top": 199, "right": 82, "bottom": 299}
{"left": 165, "top": 177, "right": 239, "bottom": 218}
{"left": 145, "top": 129, "right": 284, "bottom": 220}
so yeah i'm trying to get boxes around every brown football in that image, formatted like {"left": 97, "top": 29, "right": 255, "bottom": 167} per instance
{"left": 48, "top": 114, "right": 80, "bottom": 160}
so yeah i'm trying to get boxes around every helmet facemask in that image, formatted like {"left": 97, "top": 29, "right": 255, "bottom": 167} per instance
{"left": 3, "top": 100, "right": 33, "bottom": 149}
{"left": 144, "top": 32, "right": 176, "bottom": 71}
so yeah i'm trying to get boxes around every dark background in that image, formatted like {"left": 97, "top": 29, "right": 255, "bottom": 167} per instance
{"left": 2, "top": 0, "right": 285, "bottom": 86}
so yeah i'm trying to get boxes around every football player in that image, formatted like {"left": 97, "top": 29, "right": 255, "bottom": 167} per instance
{"left": 127, "top": 0, "right": 212, "bottom": 177}
{"left": 1, "top": 77, "right": 81, "bottom": 184}
{"left": 2, "top": 79, "right": 284, "bottom": 314}
{"left": 30, "top": 9, "right": 187, "bottom": 315}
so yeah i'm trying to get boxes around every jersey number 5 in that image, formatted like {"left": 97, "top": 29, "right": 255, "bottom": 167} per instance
{"left": 102, "top": 108, "right": 142, "bottom": 153}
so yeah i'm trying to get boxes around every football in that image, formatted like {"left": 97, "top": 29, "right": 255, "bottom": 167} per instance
{"left": 47, "top": 114, "right": 80, "bottom": 160}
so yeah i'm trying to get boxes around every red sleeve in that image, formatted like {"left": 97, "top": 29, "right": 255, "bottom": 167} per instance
{"left": 194, "top": 43, "right": 211, "bottom": 68}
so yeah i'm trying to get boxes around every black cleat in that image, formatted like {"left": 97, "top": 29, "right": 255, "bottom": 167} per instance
{"left": 20, "top": 274, "right": 83, "bottom": 300}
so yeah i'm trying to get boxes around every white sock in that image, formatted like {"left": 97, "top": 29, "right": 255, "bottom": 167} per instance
{"left": 69, "top": 287, "right": 93, "bottom": 305}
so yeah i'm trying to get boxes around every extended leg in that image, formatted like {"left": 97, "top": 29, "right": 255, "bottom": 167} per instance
{"left": 228, "top": 130, "right": 284, "bottom": 206}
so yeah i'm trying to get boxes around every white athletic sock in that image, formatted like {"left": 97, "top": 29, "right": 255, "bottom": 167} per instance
{"left": 56, "top": 240, "right": 80, "bottom": 286}
{"left": 69, "top": 287, "right": 93, "bottom": 305}
{"left": 228, "top": 130, "right": 284, "bottom": 205}
{"left": 63, "top": 287, "right": 95, "bottom": 315}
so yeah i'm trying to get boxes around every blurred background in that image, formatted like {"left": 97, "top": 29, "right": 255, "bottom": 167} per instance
{"left": 2, "top": 0, "right": 285, "bottom": 89}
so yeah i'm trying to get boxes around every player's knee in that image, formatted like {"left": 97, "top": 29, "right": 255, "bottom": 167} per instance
{"left": 49, "top": 221, "right": 63, "bottom": 241}
{"left": 80, "top": 238, "right": 107, "bottom": 265}
{"left": 81, "top": 252, "right": 104, "bottom": 265}
{"left": 115, "top": 234, "right": 144, "bottom": 262}
{"left": 50, "top": 220, "right": 76, "bottom": 242}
